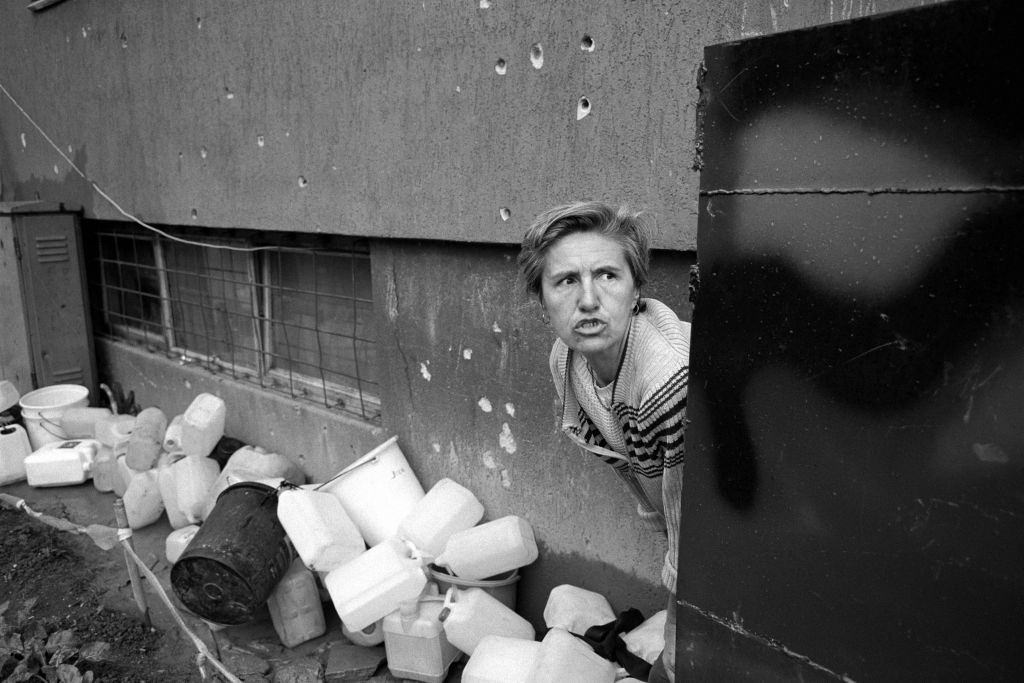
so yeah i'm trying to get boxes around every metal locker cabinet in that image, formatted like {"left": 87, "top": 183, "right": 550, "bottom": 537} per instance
{"left": 0, "top": 201, "right": 96, "bottom": 395}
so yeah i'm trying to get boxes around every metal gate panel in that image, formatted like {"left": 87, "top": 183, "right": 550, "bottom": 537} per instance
{"left": 683, "top": 1, "right": 1024, "bottom": 680}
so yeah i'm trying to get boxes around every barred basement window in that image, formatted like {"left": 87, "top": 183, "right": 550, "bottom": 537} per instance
{"left": 83, "top": 221, "right": 380, "bottom": 423}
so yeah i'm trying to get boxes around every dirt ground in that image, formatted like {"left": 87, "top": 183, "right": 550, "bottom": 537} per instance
{"left": 0, "top": 481, "right": 461, "bottom": 683}
{"left": 0, "top": 497, "right": 199, "bottom": 682}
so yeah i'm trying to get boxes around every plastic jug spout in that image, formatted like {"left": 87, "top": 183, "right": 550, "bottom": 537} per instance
{"left": 399, "top": 599, "right": 419, "bottom": 619}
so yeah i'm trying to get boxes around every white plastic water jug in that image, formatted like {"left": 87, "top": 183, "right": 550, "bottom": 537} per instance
{"left": 621, "top": 609, "right": 667, "bottom": 665}
{"left": 462, "top": 635, "right": 541, "bottom": 683}
{"left": 123, "top": 468, "right": 165, "bottom": 529}
{"left": 126, "top": 407, "right": 167, "bottom": 471}
{"left": 543, "top": 584, "right": 617, "bottom": 635}
{"left": 383, "top": 595, "right": 461, "bottom": 683}
{"left": 434, "top": 515, "right": 538, "bottom": 580}
{"left": 324, "top": 537, "right": 427, "bottom": 632}
{"left": 91, "top": 445, "right": 117, "bottom": 493}
{"left": 320, "top": 436, "right": 425, "bottom": 547}
{"left": 113, "top": 455, "right": 132, "bottom": 497}
{"left": 180, "top": 393, "right": 226, "bottom": 457}
{"left": 60, "top": 407, "right": 113, "bottom": 439}
{"left": 527, "top": 626, "right": 616, "bottom": 683}
{"left": 277, "top": 487, "right": 365, "bottom": 572}
{"left": 0, "top": 424, "right": 32, "bottom": 486}
{"left": 268, "top": 558, "right": 327, "bottom": 648}
{"left": 157, "top": 453, "right": 190, "bottom": 529}
{"left": 172, "top": 455, "right": 221, "bottom": 525}
{"left": 163, "top": 414, "right": 184, "bottom": 452}
{"left": 438, "top": 586, "right": 535, "bottom": 656}
{"left": 24, "top": 439, "right": 98, "bottom": 487}
{"left": 95, "top": 414, "right": 135, "bottom": 448}
{"left": 396, "top": 477, "right": 485, "bottom": 558}
{"left": 342, "top": 619, "right": 385, "bottom": 647}
{"left": 165, "top": 524, "right": 201, "bottom": 564}
{"left": 199, "top": 444, "right": 302, "bottom": 520}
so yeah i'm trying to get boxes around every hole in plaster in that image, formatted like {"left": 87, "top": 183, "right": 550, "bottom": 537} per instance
{"left": 120, "top": 32, "right": 128, "bottom": 48}
{"left": 257, "top": 135, "right": 265, "bottom": 148}
{"left": 576, "top": 96, "right": 591, "bottom": 120}
{"left": 224, "top": 88, "right": 235, "bottom": 100}
{"left": 530, "top": 43, "right": 544, "bottom": 69}
{"left": 298, "top": 176, "right": 309, "bottom": 188}
{"left": 196, "top": 17, "right": 202, "bottom": 29}
{"left": 20, "top": 133, "right": 26, "bottom": 148}
{"left": 499, "top": 207, "right": 511, "bottom": 221}
{"left": 479, "top": 0, "right": 491, "bottom": 8}
{"left": 581, "top": 34, "right": 595, "bottom": 52}
{"left": 200, "top": 146, "right": 208, "bottom": 159}
{"left": 495, "top": 58, "right": 506, "bottom": 75}
{"left": 53, "top": 165, "right": 59, "bottom": 175}
{"left": 191, "top": 209, "right": 198, "bottom": 220}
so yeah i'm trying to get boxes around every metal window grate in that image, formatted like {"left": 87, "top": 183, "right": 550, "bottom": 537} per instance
{"left": 83, "top": 221, "right": 380, "bottom": 423}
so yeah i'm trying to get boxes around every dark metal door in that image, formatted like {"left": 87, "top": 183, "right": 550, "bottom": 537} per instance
{"left": 682, "top": 1, "right": 1024, "bottom": 680}
{"left": 3, "top": 202, "right": 97, "bottom": 394}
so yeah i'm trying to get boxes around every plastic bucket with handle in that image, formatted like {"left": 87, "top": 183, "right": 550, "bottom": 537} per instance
{"left": 18, "top": 384, "right": 90, "bottom": 451}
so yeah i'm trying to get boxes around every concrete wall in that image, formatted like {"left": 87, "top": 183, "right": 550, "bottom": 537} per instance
{"left": 0, "top": 0, "right": 949, "bottom": 629}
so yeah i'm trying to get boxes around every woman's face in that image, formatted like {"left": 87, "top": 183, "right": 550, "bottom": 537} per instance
{"left": 540, "top": 231, "right": 639, "bottom": 380}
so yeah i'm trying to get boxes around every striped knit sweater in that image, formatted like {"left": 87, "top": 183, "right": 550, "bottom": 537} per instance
{"left": 549, "top": 298, "right": 690, "bottom": 590}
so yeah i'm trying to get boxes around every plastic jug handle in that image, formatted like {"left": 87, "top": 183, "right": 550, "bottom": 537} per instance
{"left": 438, "top": 586, "right": 457, "bottom": 623}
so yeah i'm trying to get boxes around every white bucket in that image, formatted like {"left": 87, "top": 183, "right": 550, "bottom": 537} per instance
{"left": 18, "top": 384, "right": 90, "bottom": 451}
{"left": 321, "top": 436, "right": 425, "bottom": 547}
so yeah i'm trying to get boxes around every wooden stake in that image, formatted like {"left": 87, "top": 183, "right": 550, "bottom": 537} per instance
{"left": 113, "top": 498, "right": 152, "bottom": 628}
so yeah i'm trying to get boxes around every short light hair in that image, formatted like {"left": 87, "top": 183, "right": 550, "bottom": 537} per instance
{"left": 517, "top": 201, "right": 652, "bottom": 302}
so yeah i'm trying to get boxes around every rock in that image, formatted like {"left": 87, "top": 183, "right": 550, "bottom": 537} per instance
{"left": 272, "top": 656, "right": 323, "bottom": 682}
{"left": 221, "top": 646, "right": 272, "bottom": 676}
{"left": 324, "top": 643, "right": 386, "bottom": 681}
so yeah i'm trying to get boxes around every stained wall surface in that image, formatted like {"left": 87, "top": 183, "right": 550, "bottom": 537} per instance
{"left": 0, "top": 0, "right": 950, "bottom": 636}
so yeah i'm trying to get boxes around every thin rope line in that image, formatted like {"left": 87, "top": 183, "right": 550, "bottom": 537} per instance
{"left": 0, "top": 78, "right": 306, "bottom": 255}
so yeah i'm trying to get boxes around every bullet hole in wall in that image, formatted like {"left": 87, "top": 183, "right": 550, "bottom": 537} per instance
{"left": 500, "top": 207, "right": 511, "bottom": 221}
{"left": 577, "top": 96, "right": 591, "bottom": 120}
{"left": 495, "top": 58, "right": 507, "bottom": 75}
{"left": 120, "top": 32, "right": 128, "bottom": 48}
{"left": 200, "top": 147, "right": 208, "bottom": 159}
{"left": 191, "top": 209, "right": 198, "bottom": 220}
{"left": 257, "top": 135, "right": 265, "bottom": 148}
{"left": 530, "top": 43, "right": 544, "bottom": 69}
{"left": 298, "top": 176, "right": 309, "bottom": 188}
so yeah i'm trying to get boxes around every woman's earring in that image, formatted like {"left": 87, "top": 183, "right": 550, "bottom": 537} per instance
{"left": 632, "top": 300, "right": 641, "bottom": 316}
{"left": 541, "top": 311, "right": 550, "bottom": 325}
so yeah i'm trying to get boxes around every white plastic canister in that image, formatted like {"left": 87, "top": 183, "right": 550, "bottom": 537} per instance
{"left": 18, "top": 384, "right": 89, "bottom": 451}
{"left": 24, "top": 439, "right": 97, "bottom": 487}
{"left": 0, "top": 424, "right": 32, "bottom": 486}
{"left": 324, "top": 537, "right": 427, "bottom": 632}
{"left": 165, "top": 524, "right": 201, "bottom": 564}
{"left": 320, "top": 436, "right": 425, "bottom": 547}
{"left": 434, "top": 515, "right": 538, "bottom": 580}
{"left": 396, "top": 477, "right": 485, "bottom": 558}
{"left": 383, "top": 596, "right": 461, "bottom": 683}
{"left": 180, "top": 393, "right": 226, "bottom": 457}
{"left": 438, "top": 586, "right": 535, "bottom": 656}
{"left": 172, "top": 455, "right": 221, "bottom": 525}
{"left": 277, "top": 487, "right": 365, "bottom": 572}
{"left": 342, "top": 619, "right": 386, "bottom": 647}
{"left": 123, "top": 468, "right": 165, "bottom": 529}
{"left": 157, "top": 453, "right": 190, "bottom": 529}
{"left": 543, "top": 584, "right": 617, "bottom": 635}
{"left": 267, "top": 558, "right": 326, "bottom": 648}
{"left": 462, "top": 635, "right": 542, "bottom": 683}
{"left": 60, "top": 407, "right": 113, "bottom": 439}
{"left": 126, "top": 407, "right": 167, "bottom": 471}
{"left": 527, "top": 626, "right": 616, "bottom": 683}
